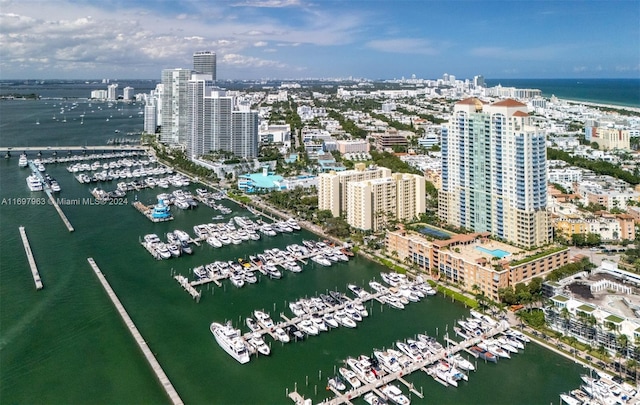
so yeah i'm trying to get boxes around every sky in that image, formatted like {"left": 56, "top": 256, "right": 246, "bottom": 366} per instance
{"left": 1, "top": 0, "right": 639, "bottom": 81}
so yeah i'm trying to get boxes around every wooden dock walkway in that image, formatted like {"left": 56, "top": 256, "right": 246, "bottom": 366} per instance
{"left": 290, "top": 322, "right": 509, "bottom": 405}
{"left": 19, "top": 226, "right": 43, "bottom": 290}
{"left": 87, "top": 258, "right": 183, "bottom": 405}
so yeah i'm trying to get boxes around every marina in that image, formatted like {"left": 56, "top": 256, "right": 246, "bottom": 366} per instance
{"left": 18, "top": 226, "right": 43, "bottom": 290}
{"left": 1, "top": 146, "right": 587, "bottom": 404}
{"left": 25, "top": 160, "right": 75, "bottom": 232}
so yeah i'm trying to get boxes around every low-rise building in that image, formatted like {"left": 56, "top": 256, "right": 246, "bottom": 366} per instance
{"left": 385, "top": 228, "right": 569, "bottom": 301}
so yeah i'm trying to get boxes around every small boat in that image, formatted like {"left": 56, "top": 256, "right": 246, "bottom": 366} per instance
{"left": 297, "top": 319, "right": 319, "bottom": 336}
{"left": 254, "top": 310, "right": 274, "bottom": 329}
{"left": 334, "top": 310, "right": 357, "bottom": 328}
{"left": 322, "top": 313, "right": 340, "bottom": 329}
{"left": 364, "top": 392, "right": 388, "bottom": 405}
{"left": 380, "top": 384, "right": 411, "bottom": 405}
{"left": 328, "top": 376, "right": 346, "bottom": 392}
{"left": 338, "top": 367, "right": 361, "bottom": 389}
{"left": 180, "top": 240, "right": 193, "bottom": 255}
{"left": 247, "top": 333, "right": 270, "bottom": 356}
{"left": 246, "top": 317, "right": 260, "bottom": 332}
{"left": 274, "top": 327, "right": 290, "bottom": 343}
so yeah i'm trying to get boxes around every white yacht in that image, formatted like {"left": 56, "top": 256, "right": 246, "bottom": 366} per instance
{"left": 274, "top": 327, "right": 290, "bottom": 343}
{"left": 297, "top": 319, "right": 319, "bottom": 336}
{"left": 380, "top": 384, "right": 411, "bottom": 405}
{"left": 50, "top": 179, "right": 61, "bottom": 192}
{"left": 253, "top": 310, "right": 274, "bottom": 329}
{"left": 247, "top": 333, "right": 270, "bottom": 356}
{"left": 311, "top": 254, "right": 332, "bottom": 266}
{"left": 338, "top": 367, "right": 361, "bottom": 389}
{"left": 374, "top": 350, "right": 403, "bottom": 373}
{"left": 346, "top": 356, "right": 377, "bottom": 384}
{"left": 18, "top": 154, "right": 28, "bottom": 167}
{"left": 206, "top": 236, "right": 222, "bottom": 248}
{"left": 155, "top": 244, "right": 172, "bottom": 260}
{"left": 334, "top": 310, "right": 357, "bottom": 328}
{"left": 210, "top": 322, "right": 250, "bottom": 364}
{"left": 26, "top": 174, "right": 43, "bottom": 191}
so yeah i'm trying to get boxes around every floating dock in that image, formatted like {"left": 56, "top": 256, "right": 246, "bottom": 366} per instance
{"left": 19, "top": 226, "right": 43, "bottom": 290}
{"left": 87, "top": 258, "right": 183, "bottom": 405}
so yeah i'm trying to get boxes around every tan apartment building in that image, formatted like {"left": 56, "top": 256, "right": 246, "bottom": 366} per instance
{"left": 318, "top": 163, "right": 392, "bottom": 217}
{"left": 346, "top": 173, "right": 426, "bottom": 231}
{"left": 386, "top": 228, "right": 569, "bottom": 301}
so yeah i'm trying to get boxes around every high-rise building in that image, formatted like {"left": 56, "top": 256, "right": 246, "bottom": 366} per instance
{"left": 107, "top": 83, "right": 118, "bottom": 101}
{"left": 186, "top": 74, "right": 213, "bottom": 158}
{"left": 439, "top": 98, "right": 550, "bottom": 248}
{"left": 473, "top": 75, "right": 485, "bottom": 88}
{"left": 161, "top": 68, "right": 192, "bottom": 145}
{"left": 232, "top": 106, "right": 259, "bottom": 159}
{"left": 123, "top": 86, "right": 134, "bottom": 100}
{"left": 144, "top": 103, "right": 156, "bottom": 134}
{"left": 193, "top": 51, "right": 216, "bottom": 81}
{"left": 345, "top": 172, "right": 426, "bottom": 231}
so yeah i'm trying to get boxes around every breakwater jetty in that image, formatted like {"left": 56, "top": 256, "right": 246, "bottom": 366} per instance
{"left": 87, "top": 258, "right": 183, "bottom": 405}
{"left": 19, "top": 226, "right": 43, "bottom": 290}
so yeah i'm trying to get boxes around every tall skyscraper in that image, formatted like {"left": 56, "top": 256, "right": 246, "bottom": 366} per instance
{"left": 231, "top": 106, "right": 259, "bottom": 159}
{"left": 193, "top": 51, "right": 216, "bottom": 81}
{"left": 161, "top": 68, "right": 192, "bottom": 145}
{"left": 438, "top": 98, "right": 549, "bottom": 247}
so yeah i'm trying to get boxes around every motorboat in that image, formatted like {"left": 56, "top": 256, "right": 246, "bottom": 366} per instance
{"left": 210, "top": 322, "right": 250, "bottom": 364}
{"left": 254, "top": 310, "right": 274, "bottom": 330}
{"left": 206, "top": 236, "right": 222, "bottom": 248}
{"left": 338, "top": 367, "right": 361, "bottom": 389}
{"left": 50, "top": 179, "right": 61, "bottom": 192}
{"left": 310, "top": 313, "right": 328, "bottom": 332}
{"left": 246, "top": 317, "right": 260, "bottom": 332}
{"left": 449, "top": 354, "right": 475, "bottom": 371}
{"left": 174, "top": 230, "right": 191, "bottom": 242}
{"left": 328, "top": 376, "right": 346, "bottom": 392}
{"left": 380, "top": 384, "right": 411, "bottom": 405}
{"left": 264, "top": 264, "right": 282, "bottom": 279}
{"left": 364, "top": 392, "right": 388, "bottom": 405}
{"left": 155, "top": 244, "right": 172, "bottom": 260}
{"left": 26, "top": 174, "right": 43, "bottom": 191}
{"left": 230, "top": 272, "right": 245, "bottom": 288}
{"left": 396, "top": 341, "right": 423, "bottom": 362}
{"left": 469, "top": 346, "right": 497, "bottom": 363}
{"left": 243, "top": 271, "right": 258, "bottom": 284}
{"left": 247, "top": 333, "right": 270, "bottom": 356}
{"left": 274, "top": 327, "right": 290, "bottom": 343}
{"left": 334, "top": 310, "right": 357, "bottom": 328}
{"left": 289, "top": 301, "right": 306, "bottom": 317}
{"left": 180, "top": 240, "right": 193, "bottom": 255}
{"left": 322, "top": 313, "right": 339, "bottom": 329}
{"left": 297, "top": 319, "right": 319, "bottom": 336}
{"left": 284, "top": 325, "right": 305, "bottom": 341}
{"left": 310, "top": 254, "right": 332, "bottom": 266}
{"left": 374, "top": 350, "right": 403, "bottom": 373}
{"left": 18, "top": 154, "right": 28, "bottom": 167}
{"left": 347, "top": 284, "right": 370, "bottom": 299}
{"left": 344, "top": 304, "right": 363, "bottom": 322}
{"left": 346, "top": 357, "right": 376, "bottom": 384}
{"left": 167, "top": 244, "right": 181, "bottom": 257}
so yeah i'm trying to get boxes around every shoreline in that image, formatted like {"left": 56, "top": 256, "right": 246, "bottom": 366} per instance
{"left": 559, "top": 98, "right": 640, "bottom": 114}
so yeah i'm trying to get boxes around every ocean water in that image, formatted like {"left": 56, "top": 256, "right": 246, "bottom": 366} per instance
{"left": 0, "top": 98, "right": 588, "bottom": 404}
{"left": 485, "top": 78, "right": 640, "bottom": 108}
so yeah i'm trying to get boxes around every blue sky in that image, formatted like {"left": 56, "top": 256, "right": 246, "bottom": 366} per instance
{"left": 1, "top": 0, "right": 638, "bottom": 80}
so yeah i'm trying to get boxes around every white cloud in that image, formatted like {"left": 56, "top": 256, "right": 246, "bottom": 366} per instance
{"left": 231, "top": 0, "right": 301, "bottom": 8}
{"left": 253, "top": 41, "right": 268, "bottom": 47}
{"left": 366, "top": 38, "right": 445, "bottom": 55}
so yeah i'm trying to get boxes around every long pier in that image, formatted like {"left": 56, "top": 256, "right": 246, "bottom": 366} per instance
{"left": 1, "top": 145, "right": 147, "bottom": 153}
{"left": 19, "top": 226, "right": 43, "bottom": 290}
{"left": 28, "top": 161, "right": 74, "bottom": 232}
{"left": 87, "top": 258, "right": 183, "bottom": 405}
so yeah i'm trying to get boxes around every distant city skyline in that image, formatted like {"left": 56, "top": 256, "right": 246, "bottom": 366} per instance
{"left": 1, "top": 0, "right": 638, "bottom": 80}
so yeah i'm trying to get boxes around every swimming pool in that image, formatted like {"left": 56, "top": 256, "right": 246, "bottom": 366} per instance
{"left": 475, "top": 246, "right": 511, "bottom": 259}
